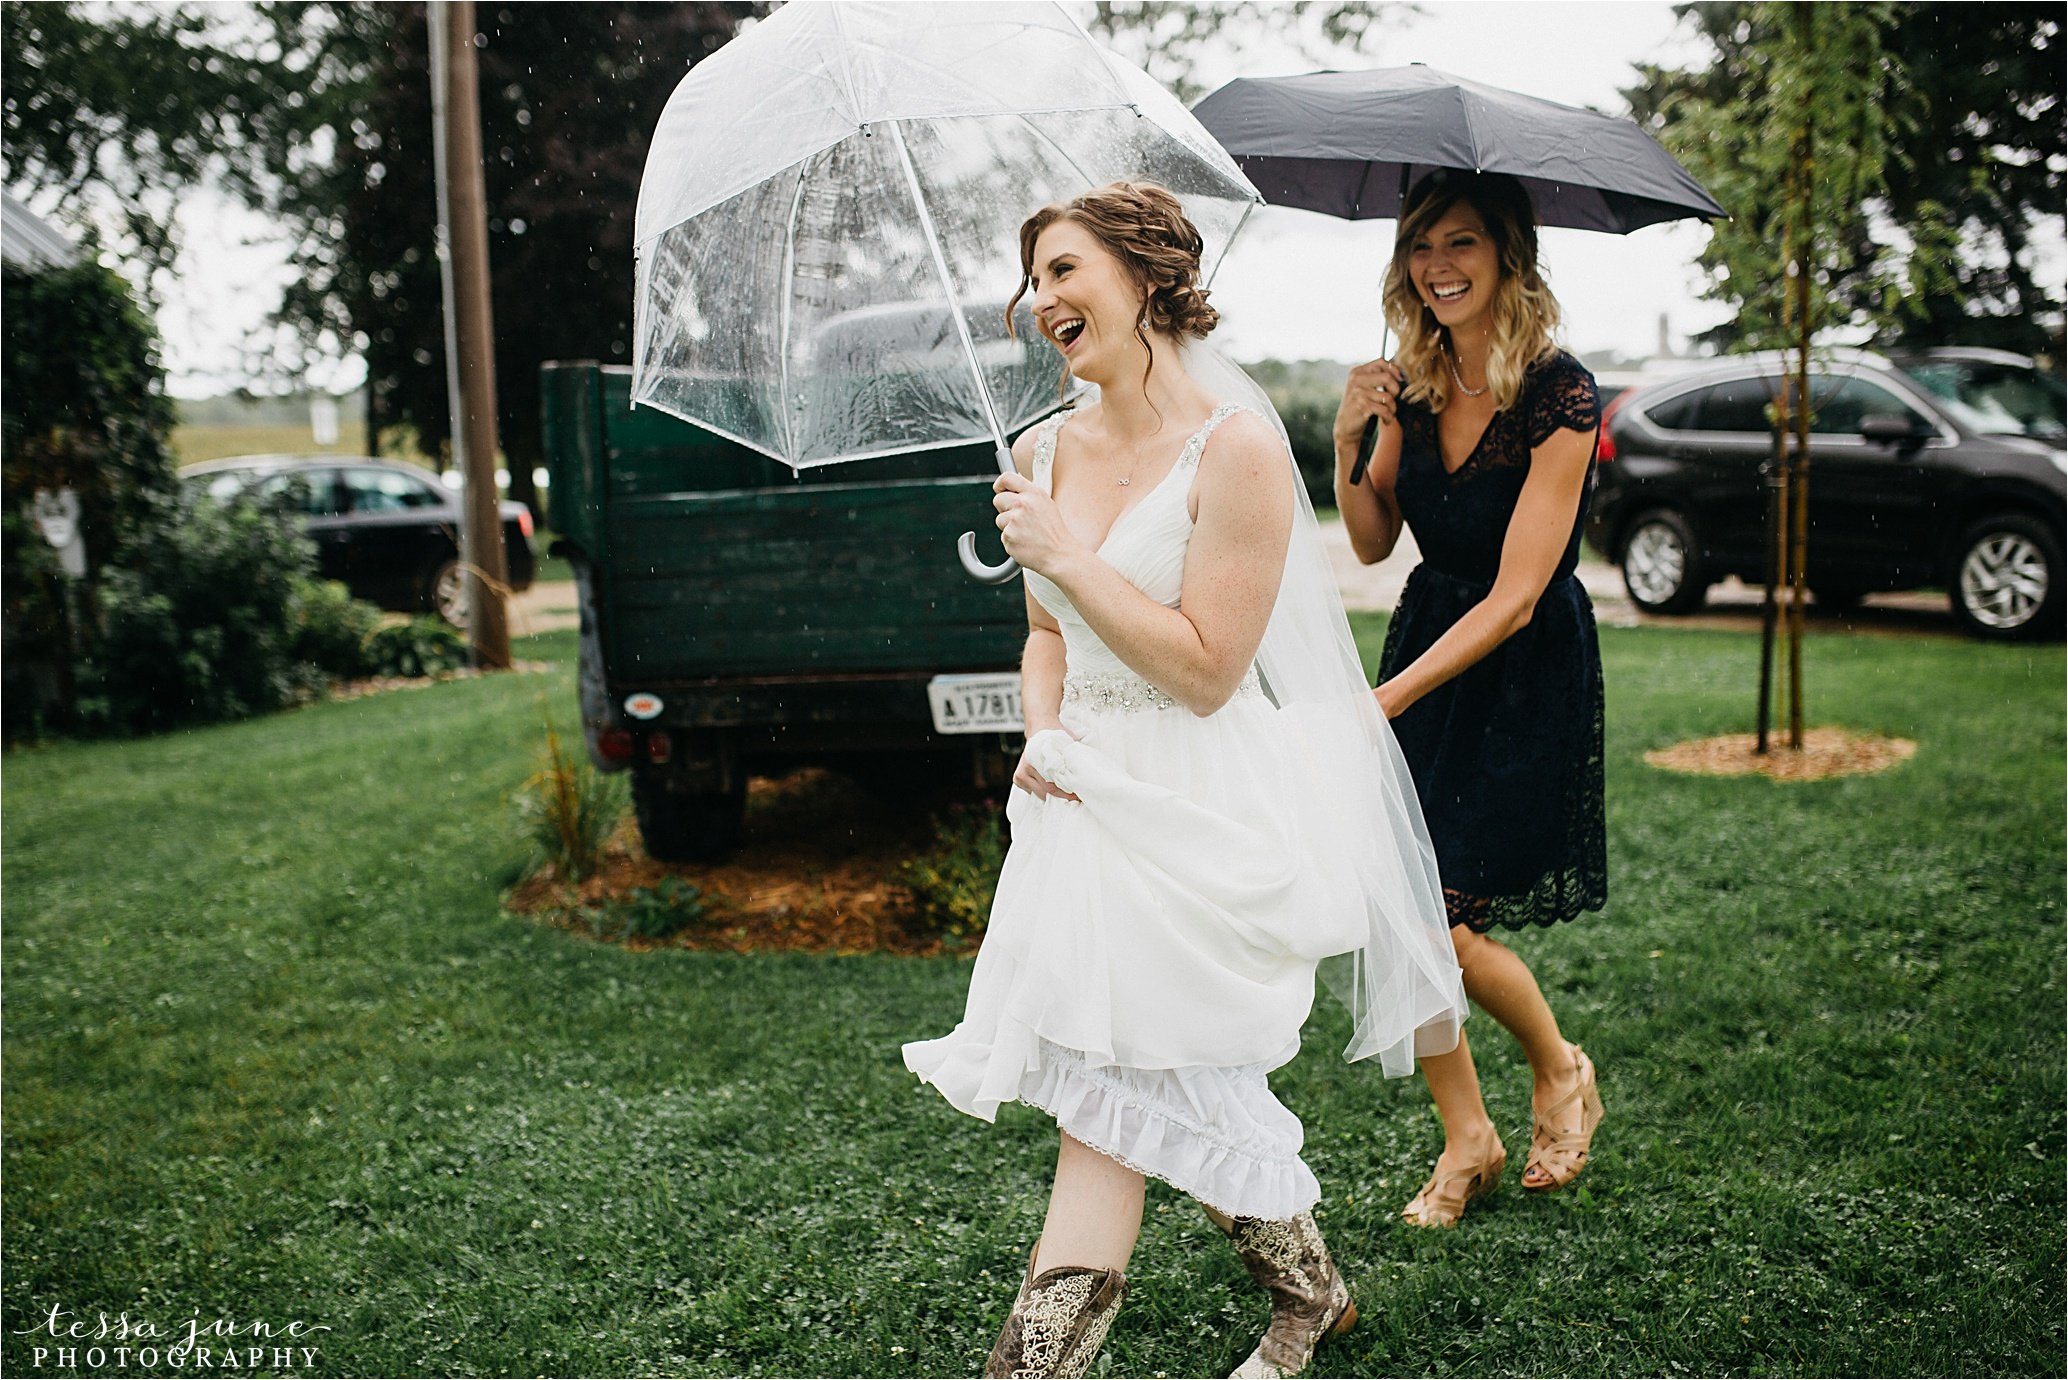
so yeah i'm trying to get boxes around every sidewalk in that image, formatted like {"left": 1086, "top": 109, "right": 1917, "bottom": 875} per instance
{"left": 1319, "top": 515, "right": 1640, "bottom": 625}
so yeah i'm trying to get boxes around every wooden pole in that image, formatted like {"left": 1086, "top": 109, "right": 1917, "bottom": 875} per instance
{"left": 429, "top": 0, "right": 511, "bottom": 669}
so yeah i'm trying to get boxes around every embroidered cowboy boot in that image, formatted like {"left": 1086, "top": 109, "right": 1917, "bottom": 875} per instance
{"left": 982, "top": 1243, "right": 1128, "bottom": 1379}
{"left": 1214, "top": 1211, "right": 1357, "bottom": 1379}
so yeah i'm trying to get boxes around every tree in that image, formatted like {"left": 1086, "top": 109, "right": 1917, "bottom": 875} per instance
{"left": 1627, "top": 2, "right": 2063, "bottom": 353}
{"left": 0, "top": 1, "right": 303, "bottom": 293}
{"left": 260, "top": 2, "right": 756, "bottom": 517}
{"left": 1082, "top": 1, "right": 1398, "bottom": 102}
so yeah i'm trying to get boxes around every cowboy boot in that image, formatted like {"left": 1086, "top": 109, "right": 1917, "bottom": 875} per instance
{"left": 1213, "top": 1211, "right": 1357, "bottom": 1379}
{"left": 982, "top": 1242, "right": 1128, "bottom": 1379}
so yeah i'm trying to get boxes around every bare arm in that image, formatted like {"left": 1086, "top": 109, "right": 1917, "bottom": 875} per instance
{"left": 1376, "top": 423, "right": 1596, "bottom": 718}
{"left": 994, "top": 411, "right": 1293, "bottom": 717}
{"left": 1334, "top": 358, "right": 1406, "bottom": 565}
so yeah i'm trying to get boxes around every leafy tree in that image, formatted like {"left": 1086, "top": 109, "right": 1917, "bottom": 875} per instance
{"left": 1628, "top": 1, "right": 2063, "bottom": 353}
{"left": 260, "top": 1, "right": 756, "bottom": 517}
{"left": 0, "top": 1, "right": 303, "bottom": 292}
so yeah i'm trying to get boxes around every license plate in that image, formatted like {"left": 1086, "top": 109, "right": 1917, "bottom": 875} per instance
{"left": 927, "top": 672, "right": 1022, "bottom": 735}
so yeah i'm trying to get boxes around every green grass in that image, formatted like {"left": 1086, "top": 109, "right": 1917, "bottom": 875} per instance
{"left": 4, "top": 624, "right": 2062, "bottom": 1377}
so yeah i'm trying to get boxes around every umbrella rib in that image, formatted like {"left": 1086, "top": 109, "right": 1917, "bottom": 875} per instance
{"left": 884, "top": 119, "right": 1009, "bottom": 453}
{"left": 777, "top": 158, "right": 812, "bottom": 462}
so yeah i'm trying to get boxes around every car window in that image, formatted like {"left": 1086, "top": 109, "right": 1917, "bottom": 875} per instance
{"left": 1688, "top": 376, "right": 1778, "bottom": 433}
{"left": 1807, "top": 375, "right": 1931, "bottom": 435}
{"left": 257, "top": 470, "right": 343, "bottom": 516}
{"left": 342, "top": 467, "right": 443, "bottom": 514}
{"left": 1642, "top": 388, "right": 1702, "bottom": 431}
{"left": 1903, "top": 361, "right": 2066, "bottom": 441}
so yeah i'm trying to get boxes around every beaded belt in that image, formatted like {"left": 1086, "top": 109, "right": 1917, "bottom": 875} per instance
{"left": 1061, "top": 667, "right": 1263, "bottom": 714}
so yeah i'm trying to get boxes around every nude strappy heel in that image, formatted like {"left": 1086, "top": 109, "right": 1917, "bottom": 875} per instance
{"left": 1522, "top": 1044, "right": 1604, "bottom": 1193}
{"left": 1400, "top": 1140, "right": 1507, "bottom": 1229}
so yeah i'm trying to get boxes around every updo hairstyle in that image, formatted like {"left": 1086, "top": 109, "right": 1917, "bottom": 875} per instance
{"left": 1006, "top": 181, "right": 1218, "bottom": 399}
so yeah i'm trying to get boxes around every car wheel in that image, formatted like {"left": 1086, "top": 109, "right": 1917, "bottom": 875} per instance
{"left": 630, "top": 772, "right": 747, "bottom": 863}
{"left": 427, "top": 559, "right": 469, "bottom": 629}
{"left": 1619, "top": 509, "right": 1706, "bottom": 614}
{"left": 1950, "top": 514, "right": 2063, "bottom": 641}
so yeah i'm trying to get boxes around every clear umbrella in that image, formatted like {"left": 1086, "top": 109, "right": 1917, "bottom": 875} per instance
{"left": 632, "top": 0, "right": 1262, "bottom": 582}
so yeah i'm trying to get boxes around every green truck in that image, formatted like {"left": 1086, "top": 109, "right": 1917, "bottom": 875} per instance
{"left": 540, "top": 361, "right": 1030, "bottom": 861}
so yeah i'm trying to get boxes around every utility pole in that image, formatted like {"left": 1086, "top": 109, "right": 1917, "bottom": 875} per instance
{"left": 429, "top": 0, "right": 511, "bottom": 669}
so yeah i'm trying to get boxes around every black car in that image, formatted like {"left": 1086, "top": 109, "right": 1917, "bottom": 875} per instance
{"left": 185, "top": 455, "right": 537, "bottom": 626}
{"left": 1586, "top": 349, "right": 2067, "bottom": 639}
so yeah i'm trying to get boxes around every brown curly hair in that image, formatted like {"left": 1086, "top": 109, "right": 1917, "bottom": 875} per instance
{"left": 1006, "top": 181, "right": 1219, "bottom": 400}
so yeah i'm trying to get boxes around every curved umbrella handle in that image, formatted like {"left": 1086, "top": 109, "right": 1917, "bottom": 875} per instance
{"left": 957, "top": 531, "right": 1020, "bottom": 584}
{"left": 958, "top": 441, "right": 1022, "bottom": 584}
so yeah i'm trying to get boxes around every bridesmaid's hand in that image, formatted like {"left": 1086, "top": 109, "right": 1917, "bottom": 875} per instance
{"left": 1335, "top": 358, "right": 1405, "bottom": 456}
{"left": 1373, "top": 680, "right": 1410, "bottom": 720}
{"left": 994, "top": 472, "right": 1081, "bottom": 576}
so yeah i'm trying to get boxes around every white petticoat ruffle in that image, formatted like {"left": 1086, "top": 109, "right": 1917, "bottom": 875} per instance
{"left": 905, "top": 1023, "right": 1320, "bottom": 1221}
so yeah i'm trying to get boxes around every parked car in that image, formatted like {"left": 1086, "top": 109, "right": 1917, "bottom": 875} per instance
{"left": 1585, "top": 349, "right": 2066, "bottom": 639}
{"left": 184, "top": 455, "right": 537, "bottom": 625}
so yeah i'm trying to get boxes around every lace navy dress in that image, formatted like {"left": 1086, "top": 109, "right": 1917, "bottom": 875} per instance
{"left": 1376, "top": 349, "right": 1607, "bottom": 932}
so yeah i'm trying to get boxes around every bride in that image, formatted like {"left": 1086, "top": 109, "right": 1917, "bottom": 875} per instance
{"left": 903, "top": 181, "right": 1467, "bottom": 1380}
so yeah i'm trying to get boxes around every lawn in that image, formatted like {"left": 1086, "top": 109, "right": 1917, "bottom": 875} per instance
{"left": 3, "top": 623, "right": 2062, "bottom": 1378}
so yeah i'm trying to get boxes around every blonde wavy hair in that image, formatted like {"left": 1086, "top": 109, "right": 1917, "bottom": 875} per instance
{"left": 1383, "top": 170, "right": 1560, "bottom": 414}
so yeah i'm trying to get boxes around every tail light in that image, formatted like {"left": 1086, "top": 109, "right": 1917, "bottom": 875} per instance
{"left": 1596, "top": 392, "right": 1630, "bottom": 463}
{"left": 644, "top": 730, "right": 673, "bottom": 765}
{"left": 516, "top": 507, "right": 535, "bottom": 538}
{"left": 595, "top": 727, "right": 635, "bottom": 765}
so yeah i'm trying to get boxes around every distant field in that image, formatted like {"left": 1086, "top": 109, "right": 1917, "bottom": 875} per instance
{"left": 170, "top": 422, "right": 375, "bottom": 467}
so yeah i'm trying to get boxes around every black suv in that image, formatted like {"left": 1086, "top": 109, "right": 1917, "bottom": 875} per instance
{"left": 1586, "top": 349, "right": 2066, "bottom": 639}
{"left": 185, "top": 456, "right": 537, "bottom": 626}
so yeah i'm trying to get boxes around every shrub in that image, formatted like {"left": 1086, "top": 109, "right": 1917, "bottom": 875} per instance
{"left": 75, "top": 488, "right": 321, "bottom": 734}
{"left": 363, "top": 618, "right": 468, "bottom": 678}
{"left": 289, "top": 578, "right": 383, "bottom": 679}
{"left": 515, "top": 718, "right": 625, "bottom": 882}
{"left": 895, "top": 801, "right": 1007, "bottom": 945}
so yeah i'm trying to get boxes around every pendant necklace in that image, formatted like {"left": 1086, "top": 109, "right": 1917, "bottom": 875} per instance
{"left": 1446, "top": 348, "right": 1490, "bottom": 399}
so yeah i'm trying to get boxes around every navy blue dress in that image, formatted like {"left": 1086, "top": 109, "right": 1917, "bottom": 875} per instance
{"left": 1376, "top": 350, "right": 1607, "bottom": 932}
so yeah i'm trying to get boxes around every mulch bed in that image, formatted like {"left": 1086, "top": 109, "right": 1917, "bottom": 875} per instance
{"left": 504, "top": 768, "right": 977, "bottom": 957}
{"left": 1644, "top": 727, "right": 1918, "bottom": 781}
{"left": 326, "top": 659, "right": 554, "bottom": 702}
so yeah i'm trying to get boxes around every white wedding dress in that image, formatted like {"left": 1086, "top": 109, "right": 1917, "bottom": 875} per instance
{"left": 905, "top": 402, "right": 1412, "bottom": 1220}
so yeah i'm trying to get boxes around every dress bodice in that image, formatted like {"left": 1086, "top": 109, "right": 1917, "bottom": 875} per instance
{"left": 1024, "top": 403, "right": 1248, "bottom": 679}
{"left": 1393, "top": 350, "right": 1601, "bottom": 587}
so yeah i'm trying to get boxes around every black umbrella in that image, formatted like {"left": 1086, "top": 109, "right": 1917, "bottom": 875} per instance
{"left": 1191, "top": 64, "right": 1724, "bottom": 232}
{"left": 1192, "top": 64, "right": 1724, "bottom": 481}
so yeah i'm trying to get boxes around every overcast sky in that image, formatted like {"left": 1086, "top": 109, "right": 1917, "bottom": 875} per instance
{"left": 151, "top": 3, "right": 1762, "bottom": 397}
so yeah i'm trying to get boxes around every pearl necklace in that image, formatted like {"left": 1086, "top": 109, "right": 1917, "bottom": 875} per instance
{"left": 1446, "top": 348, "right": 1490, "bottom": 398}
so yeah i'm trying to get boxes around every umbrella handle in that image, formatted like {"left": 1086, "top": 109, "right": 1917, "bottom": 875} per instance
{"left": 957, "top": 532, "right": 1019, "bottom": 584}
{"left": 958, "top": 442, "right": 1021, "bottom": 584}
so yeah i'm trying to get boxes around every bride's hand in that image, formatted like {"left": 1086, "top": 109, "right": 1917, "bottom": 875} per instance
{"left": 994, "top": 472, "right": 1079, "bottom": 575}
{"left": 1013, "top": 723, "right": 1081, "bottom": 802}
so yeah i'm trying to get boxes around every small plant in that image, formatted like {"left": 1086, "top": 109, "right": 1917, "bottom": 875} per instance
{"left": 364, "top": 617, "right": 468, "bottom": 678}
{"left": 589, "top": 878, "right": 708, "bottom": 941}
{"left": 894, "top": 800, "right": 1007, "bottom": 946}
{"left": 515, "top": 716, "right": 625, "bottom": 883}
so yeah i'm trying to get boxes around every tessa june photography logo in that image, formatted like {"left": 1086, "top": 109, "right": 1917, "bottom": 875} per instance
{"left": 13, "top": 1304, "right": 332, "bottom": 1372}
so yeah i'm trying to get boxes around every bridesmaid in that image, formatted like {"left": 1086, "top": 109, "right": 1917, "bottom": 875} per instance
{"left": 1333, "top": 168, "right": 1607, "bottom": 1227}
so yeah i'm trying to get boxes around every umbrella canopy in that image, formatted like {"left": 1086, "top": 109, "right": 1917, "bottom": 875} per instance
{"left": 1191, "top": 65, "right": 1723, "bottom": 233}
{"left": 632, "top": 0, "right": 1259, "bottom": 479}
